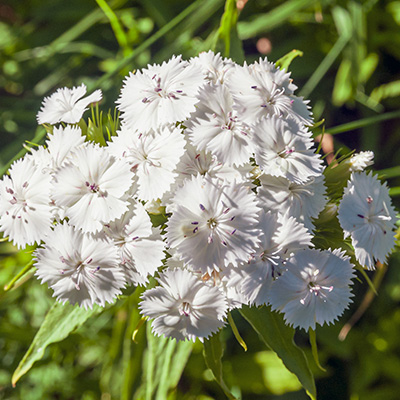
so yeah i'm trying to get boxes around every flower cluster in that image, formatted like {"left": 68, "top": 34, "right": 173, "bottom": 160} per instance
{"left": 0, "top": 52, "right": 397, "bottom": 341}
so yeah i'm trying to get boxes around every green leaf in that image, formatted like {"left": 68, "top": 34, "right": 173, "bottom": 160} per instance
{"left": 12, "top": 301, "right": 103, "bottom": 386}
{"left": 239, "top": 305, "right": 316, "bottom": 400}
{"left": 136, "top": 324, "right": 193, "bottom": 400}
{"left": 203, "top": 331, "right": 237, "bottom": 399}
{"left": 237, "top": 0, "right": 323, "bottom": 39}
{"left": 275, "top": 49, "right": 303, "bottom": 71}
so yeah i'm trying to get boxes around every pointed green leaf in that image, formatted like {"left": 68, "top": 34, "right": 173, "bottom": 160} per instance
{"left": 275, "top": 49, "right": 303, "bottom": 71}
{"left": 203, "top": 331, "right": 237, "bottom": 400}
{"left": 239, "top": 305, "right": 316, "bottom": 400}
{"left": 12, "top": 301, "right": 103, "bottom": 386}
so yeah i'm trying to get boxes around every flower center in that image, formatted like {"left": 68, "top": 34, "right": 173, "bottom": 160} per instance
{"left": 179, "top": 301, "right": 191, "bottom": 317}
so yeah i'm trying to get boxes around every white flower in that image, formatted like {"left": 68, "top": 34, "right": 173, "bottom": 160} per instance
{"left": 139, "top": 268, "right": 227, "bottom": 342}
{"left": 269, "top": 248, "right": 355, "bottom": 330}
{"left": 171, "top": 144, "right": 253, "bottom": 192}
{"left": 253, "top": 116, "right": 323, "bottom": 184}
{"left": 227, "top": 59, "right": 312, "bottom": 125}
{"left": 189, "top": 50, "right": 234, "bottom": 84}
{"left": 37, "top": 84, "right": 102, "bottom": 125}
{"left": 103, "top": 201, "right": 165, "bottom": 285}
{"left": 0, "top": 156, "right": 52, "bottom": 248}
{"left": 349, "top": 151, "right": 374, "bottom": 172}
{"left": 186, "top": 83, "right": 254, "bottom": 166}
{"left": 240, "top": 211, "right": 313, "bottom": 306}
{"left": 338, "top": 171, "right": 397, "bottom": 269}
{"left": 166, "top": 175, "right": 261, "bottom": 272}
{"left": 257, "top": 174, "right": 327, "bottom": 231}
{"left": 52, "top": 143, "right": 134, "bottom": 233}
{"left": 34, "top": 222, "right": 125, "bottom": 309}
{"left": 117, "top": 55, "right": 204, "bottom": 132}
{"left": 45, "top": 125, "right": 86, "bottom": 171}
{"left": 108, "top": 124, "right": 186, "bottom": 202}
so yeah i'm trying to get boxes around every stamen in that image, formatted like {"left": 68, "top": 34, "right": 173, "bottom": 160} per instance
{"left": 357, "top": 214, "right": 364, "bottom": 219}
{"left": 199, "top": 204, "right": 206, "bottom": 211}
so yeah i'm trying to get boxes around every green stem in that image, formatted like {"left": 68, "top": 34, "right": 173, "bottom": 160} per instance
{"left": 91, "top": 0, "right": 204, "bottom": 91}
{"left": 228, "top": 312, "right": 247, "bottom": 351}
{"left": 96, "top": 0, "right": 130, "bottom": 56}
{"left": 308, "top": 329, "right": 326, "bottom": 372}
{"left": 4, "top": 260, "right": 35, "bottom": 292}
{"left": 300, "top": 34, "right": 350, "bottom": 98}
{"left": 324, "top": 110, "right": 400, "bottom": 135}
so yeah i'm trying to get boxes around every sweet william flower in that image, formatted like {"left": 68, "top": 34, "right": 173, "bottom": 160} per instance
{"left": 103, "top": 201, "right": 166, "bottom": 286}
{"left": 166, "top": 175, "right": 261, "bottom": 272}
{"left": 227, "top": 59, "right": 312, "bottom": 125}
{"left": 269, "top": 248, "right": 355, "bottom": 330}
{"left": 253, "top": 116, "right": 323, "bottom": 184}
{"left": 117, "top": 55, "right": 203, "bottom": 132}
{"left": 139, "top": 268, "right": 227, "bottom": 342}
{"left": 37, "top": 83, "right": 102, "bottom": 125}
{"left": 240, "top": 211, "right": 313, "bottom": 306}
{"left": 34, "top": 222, "right": 125, "bottom": 309}
{"left": 52, "top": 143, "right": 134, "bottom": 233}
{"left": 186, "top": 83, "right": 254, "bottom": 166}
{"left": 338, "top": 171, "right": 397, "bottom": 269}
{"left": 0, "top": 156, "right": 52, "bottom": 248}
{"left": 108, "top": 124, "right": 186, "bottom": 202}
{"left": 257, "top": 174, "right": 327, "bottom": 232}
{"left": 189, "top": 50, "right": 234, "bottom": 84}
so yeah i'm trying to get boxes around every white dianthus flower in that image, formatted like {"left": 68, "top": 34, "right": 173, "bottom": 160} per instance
{"left": 227, "top": 59, "right": 312, "bottom": 125}
{"left": 117, "top": 55, "right": 204, "bottom": 132}
{"left": 240, "top": 211, "right": 313, "bottom": 306}
{"left": 37, "top": 84, "right": 102, "bottom": 125}
{"left": 257, "top": 174, "right": 327, "bottom": 231}
{"left": 171, "top": 144, "right": 253, "bottom": 192}
{"left": 103, "top": 201, "right": 165, "bottom": 286}
{"left": 338, "top": 171, "right": 397, "bottom": 269}
{"left": 189, "top": 50, "right": 234, "bottom": 84}
{"left": 166, "top": 175, "right": 261, "bottom": 272}
{"left": 269, "top": 248, "right": 355, "bottom": 330}
{"left": 140, "top": 268, "right": 227, "bottom": 342}
{"left": 52, "top": 143, "right": 134, "bottom": 234}
{"left": 349, "top": 151, "right": 374, "bottom": 172}
{"left": 108, "top": 124, "right": 186, "bottom": 202}
{"left": 34, "top": 222, "right": 125, "bottom": 309}
{"left": 186, "top": 83, "right": 254, "bottom": 166}
{"left": 253, "top": 116, "right": 323, "bottom": 184}
{"left": 0, "top": 156, "right": 52, "bottom": 248}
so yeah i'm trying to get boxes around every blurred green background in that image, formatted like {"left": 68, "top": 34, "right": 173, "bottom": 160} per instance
{"left": 1, "top": 0, "right": 400, "bottom": 399}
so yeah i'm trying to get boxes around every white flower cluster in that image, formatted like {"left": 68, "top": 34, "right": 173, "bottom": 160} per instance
{"left": 0, "top": 52, "right": 397, "bottom": 341}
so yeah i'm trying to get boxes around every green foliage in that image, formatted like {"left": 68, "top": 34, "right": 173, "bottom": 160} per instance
{"left": 240, "top": 306, "right": 317, "bottom": 400}
{"left": 12, "top": 301, "right": 104, "bottom": 385}
{"left": 203, "top": 331, "right": 237, "bottom": 399}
